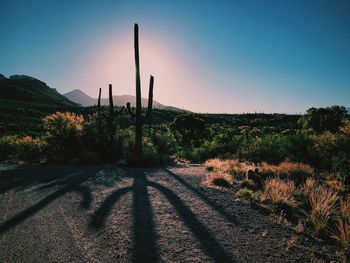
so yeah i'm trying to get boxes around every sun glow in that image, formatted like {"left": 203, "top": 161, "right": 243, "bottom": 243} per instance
{"left": 80, "top": 30, "right": 203, "bottom": 110}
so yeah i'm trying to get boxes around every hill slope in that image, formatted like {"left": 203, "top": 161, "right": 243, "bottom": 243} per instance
{"left": 0, "top": 75, "right": 78, "bottom": 107}
{"left": 0, "top": 74, "right": 79, "bottom": 135}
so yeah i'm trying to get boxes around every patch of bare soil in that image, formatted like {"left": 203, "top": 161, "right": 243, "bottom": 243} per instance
{"left": 0, "top": 164, "right": 338, "bottom": 262}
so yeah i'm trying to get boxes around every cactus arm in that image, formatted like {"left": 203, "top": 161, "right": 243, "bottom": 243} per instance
{"left": 98, "top": 87, "right": 102, "bottom": 137}
{"left": 108, "top": 84, "right": 114, "bottom": 145}
{"left": 115, "top": 106, "right": 125, "bottom": 117}
{"left": 126, "top": 102, "right": 136, "bottom": 117}
{"left": 146, "top": 75, "right": 154, "bottom": 117}
{"left": 109, "top": 84, "right": 114, "bottom": 112}
{"left": 98, "top": 87, "right": 101, "bottom": 109}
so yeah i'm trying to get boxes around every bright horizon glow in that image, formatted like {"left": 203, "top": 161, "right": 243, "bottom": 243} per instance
{"left": 1, "top": 0, "right": 350, "bottom": 114}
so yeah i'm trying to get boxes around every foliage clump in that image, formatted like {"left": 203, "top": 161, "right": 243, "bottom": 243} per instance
{"left": 42, "top": 112, "right": 84, "bottom": 163}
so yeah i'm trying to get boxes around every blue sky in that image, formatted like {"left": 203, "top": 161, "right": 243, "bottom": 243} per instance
{"left": 1, "top": 0, "right": 349, "bottom": 113}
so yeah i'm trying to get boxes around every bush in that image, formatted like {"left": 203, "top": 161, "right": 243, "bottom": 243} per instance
{"left": 0, "top": 135, "right": 46, "bottom": 162}
{"left": 125, "top": 136, "right": 161, "bottom": 167}
{"left": 42, "top": 112, "right": 84, "bottom": 162}
{"left": 169, "top": 114, "right": 205, "bottom": 146}
{"left": 0, "top": 136, "right": 16, "bottom": 161}
{"left": 42, "top": 111, "right": 83, "bottom": 138}
{"left": 238, "top": 187, "right": 254, "bottom": 200}
{"left": 150, "top": 126, "right": 176, "bottom": 163}
{"left": 239, "top": 135, "right": 283, "bottom": 164}
{"left": 313, "top": 132, "right": 350, "bottom": 183}
{"left": 278, "top": 162, "right": 314, "bottom": 185}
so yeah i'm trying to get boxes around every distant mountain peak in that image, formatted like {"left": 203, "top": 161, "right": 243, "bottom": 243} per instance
{"left": 64, "top": 89, "right": 96, "bottom": 107}
{"left": 64, "top": 88, "right": 185, "bottom": 111}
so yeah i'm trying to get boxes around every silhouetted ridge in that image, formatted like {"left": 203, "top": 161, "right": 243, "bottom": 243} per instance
{"left": 0, "top": 74, "right": 78, "bottom": 107}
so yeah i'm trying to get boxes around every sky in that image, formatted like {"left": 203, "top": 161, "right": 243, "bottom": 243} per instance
{"left": 1, "top": 0, "right": 350, "bottom": 113}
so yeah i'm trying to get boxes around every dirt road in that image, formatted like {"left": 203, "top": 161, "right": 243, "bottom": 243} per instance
{"left": 0, "top": 164, "right": 334, "bottom": 262}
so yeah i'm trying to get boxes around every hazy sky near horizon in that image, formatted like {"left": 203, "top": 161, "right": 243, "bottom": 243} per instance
{"left": 1, "top": 0, "right": 350, "bottom": 113}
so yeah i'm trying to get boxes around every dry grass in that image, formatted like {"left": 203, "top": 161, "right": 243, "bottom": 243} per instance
{"left": 204, "top": 159, "right": 255, "bottom": 181}
{"left": 204, "top": 159, "right": 240, "bottom": 172}
{"left": 202, "top": 171, "right": 234, "bottom": 189}
{"left": 340, "top": 198, "right": 350, "bottom": 222}
{"left": 227, "top": 161, "right": 255, "bottom": 179}
{"left": 325, "top": 179, "right": 345, "bottom": 192}
{"left": 258, "top": 162, "right": 280, "bottom": 176}
{"left": 263, "top": 178, "right": 298, "bottom": 207}
{"left": 279, "top": 162, "right": 314, "bottom": 175}
{"left": 308, "top": 186, "right": 339, "bottom": 234}
{"left": 303, "top": 178, "right": 316, "bottom": 196}
{"left": 205, "top": 159, "right": 314, "bottom": 183}
{"left": 333, "top": 219, "right": 350, "bottom": 251}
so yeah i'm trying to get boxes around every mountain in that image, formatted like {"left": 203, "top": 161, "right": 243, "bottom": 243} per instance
{"left": 0, "top": 74, "right": 78, "bottom": 107}
{"left": 64, "top": 89, "right": 185, "bottom": 111}
{"left": 63, "top": 89, "right": 96, "bottom": 107}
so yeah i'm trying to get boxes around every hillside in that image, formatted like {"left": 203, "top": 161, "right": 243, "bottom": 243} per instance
{"left": 64, "top": 89, "right": 184, "bottom": 111}
{"left": 0, "top": 74, "right": 80, "bottom": 135}
{"left": 0, "top": 74, "right": 78, "bottom": 107}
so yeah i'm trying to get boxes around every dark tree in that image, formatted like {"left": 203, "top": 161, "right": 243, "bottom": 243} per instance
{"left": 170, "top": 114, "right": 205, "bottom": 146}
{"left": 299, "top": 105, "right": 347, "bottom": 133}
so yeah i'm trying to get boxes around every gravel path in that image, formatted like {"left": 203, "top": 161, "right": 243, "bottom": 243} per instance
{"left": 0, "top": 164, "right": 336, "bottom": 262}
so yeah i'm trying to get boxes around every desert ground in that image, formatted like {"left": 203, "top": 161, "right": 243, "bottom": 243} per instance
{"left": 0, "top": 164, "right": 335, "bottom": 262}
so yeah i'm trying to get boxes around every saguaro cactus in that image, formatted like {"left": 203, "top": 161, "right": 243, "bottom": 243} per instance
{"left": 126, "top": 23, "right": 155, "bottom": 161}
{"left": 108, "top": 84, "right": 114, "bottom": 145}
{"left": 97, "top": 87, "right": 102, "bottom": 133}
{"left": 106, "top": 84, "right": 124, "bottom": 145}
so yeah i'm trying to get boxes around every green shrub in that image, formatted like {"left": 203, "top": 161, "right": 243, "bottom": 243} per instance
{"left": 42, "top": 112, "right": 84, "bottom": 162}
{"left": 150, "top": 126, "right": 176, "bottom": 163}
{"left": 239, "top": 135, "right": 283, "bottom": 164}
{"left": 0, "top": 135, "right": 46, "bottom": 162}
{"left": 238, "top": 187, "right": 254, "bottom": 200}
{"left": 0, "top": 136, "right": 15, "bottom": 161}
{"left": 299, "top": 106, "right": 347, "bottom": 134}
{"left": 125, "top": 135, "right": 161, "bottom": 167}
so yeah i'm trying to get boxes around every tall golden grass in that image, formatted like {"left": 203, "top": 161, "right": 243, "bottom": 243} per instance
{"left": 308, "top": 186, "right": 339, "bottom": 234}
{"left": 202, "top": 171, "right": 234, "bottom": 189}
{"left": 333, "top": 219, "right": 350, "bottom": 251}
{"left": 205, "top": 159, "right": 314, "bottom": 182}
{"left": 263, "top": 178, "right": 298, "bottom": 207}
{"left": 332, "top": 198, "right": 350, "bottom": 252}
{"left": 303, "top": 178, "right": 316, "bottom": 196}
{"left": 279, "top": 162, "right": 314, "bottom": 176}
{"left": 340, "top": 198, "right": 350, "bottom": 222}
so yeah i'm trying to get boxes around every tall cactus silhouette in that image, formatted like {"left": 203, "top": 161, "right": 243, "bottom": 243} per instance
{"left": 108, "top": 84, "right": 114, "bottom": 145}
{"left": 126, "top": 23, "right": 154, "bottom": 161}
{"left": 97, "top": 87, "right": 102, "bottom": 137}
